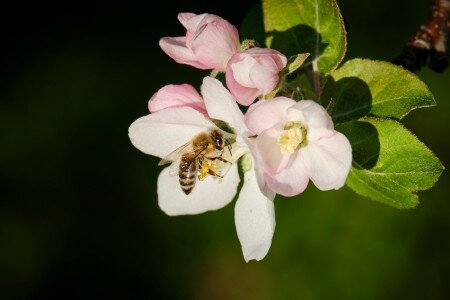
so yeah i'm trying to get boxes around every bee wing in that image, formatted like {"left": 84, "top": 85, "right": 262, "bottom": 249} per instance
{"left": 169, "top": 145, "right": 207, "bottom": 177}
{"left": 159, "top": 142, "right": 194, "bottom": 177}
{"left": 158, "top": 142, "right": 191, "bottom": 166}
{"left": 168, "top": 155, "right": 182, "bottom": 177}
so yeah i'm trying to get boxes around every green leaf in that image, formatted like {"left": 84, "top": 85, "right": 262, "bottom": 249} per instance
{"left": 262, "top": 0, "right": 346, "bottom": 74}
{"left": 323, "top": 59, "right": 436, "bottom": 123}
{"left": 240, "top": 39, "right": 259, "bottom": 51}
{"left": 336, "top": 118, "right": 444, "bottom": 209}
{"left": 240, "top": 3, "right": 265, "bottom": 46}
{"left": 295, "top": 72, "right": 315, "bottom": 100}
{"left": 285, "top": 53, "right": 310, "bottom": 75}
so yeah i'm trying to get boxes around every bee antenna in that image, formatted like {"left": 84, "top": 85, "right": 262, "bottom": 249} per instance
{"left": 225, "top": 139, "right": 232, "bottom": 156}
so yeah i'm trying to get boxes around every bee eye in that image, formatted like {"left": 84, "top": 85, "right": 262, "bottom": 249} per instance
{"left": 215, "top": 136, "right": 223, "bottom": 149}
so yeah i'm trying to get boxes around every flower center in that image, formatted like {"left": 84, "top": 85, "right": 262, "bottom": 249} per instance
{"left": 278, "top": 122, "right": 307, "bottom": 154}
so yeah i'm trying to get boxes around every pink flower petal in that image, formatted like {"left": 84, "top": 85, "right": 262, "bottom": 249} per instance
{"left": 287, "top": 100, "right": 333, "bottom": 130}
{"left": 245, "top": 47, "right": 288, "bottom": 69}
{"left": 189, "top": 19, "right": 240, "bottom": 71}
{"left": 249, "top": 56, "right": 280, "bottom": 95}
{"left": 300, "top": 131, "right": 352, "bottom": 190}
{"left": 307, "top": 127, "right": 335, "bottom": 142}
{"left": 230, "top": 54, "right": 256, "bottom": 88}
{"left": 226, "top": 57, "right": 260, "bottom": 106}
{"left": 264, "top": 152, "right": 309, "bottom": 196}
{"left": 254, "top": 126, "right": 291, "bottom": 174}
{"left": 148, "top": 84, "right": 206, "bottom": 114}
{"left": 159, "top": 37, "right": 210, "bottom": 69}
{"left": 177, "top": 12, "right": 196, "bottom": 29}
{"left": 226, "top": 48, "right": 287, "bottom": 105}
{"left": 185, "top": 13, "right": 221, "bottom": 32}
{"left": 244, "top": 97, "right": 295, "bottom": 135}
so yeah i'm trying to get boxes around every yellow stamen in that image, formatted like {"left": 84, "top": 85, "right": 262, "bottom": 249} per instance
{"left": 198, "top": 160, "right": 222, "bottom": 182}
{"left": 278, "top": 122, "right": 306, "bottom": 153}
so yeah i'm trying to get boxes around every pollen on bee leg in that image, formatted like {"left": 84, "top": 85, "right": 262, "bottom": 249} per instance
{"left": 198, "top": 159, "right": 224, "bottom": 182}
{"left": 198, "top": 162, "right": 210, "bottom": 181}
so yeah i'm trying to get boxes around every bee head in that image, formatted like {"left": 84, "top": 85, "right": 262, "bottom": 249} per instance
{"left": 211, "top": 129, "right": 224, "bottom": 150}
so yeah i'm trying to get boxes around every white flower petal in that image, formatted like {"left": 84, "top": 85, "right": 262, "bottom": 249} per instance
{"left": 287, "top": 100, "right": 333, "bottom": 130}
{"left": 235, "top": 164, "right": 276, "bottom": 262}
{"left": 248, "top": 141, "right": 274, "bottom": 197}
{"left": 129, "top": 107, "right": 215, "bottom": 158}
{"left": 222, "top": 142, "right": 249, "bottom": 163}
{"left": 301, "top": 131, "right": 352, "bottom": 190}
{"left": 201, "top": 77, "right": 246, "bottom": 133}
{"left": 158, "top": 163, "right": 240, "bottom": 216}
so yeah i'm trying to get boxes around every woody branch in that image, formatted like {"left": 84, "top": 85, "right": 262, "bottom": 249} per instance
{"left": 394, "top": 0, "right": 450, "bottom": 73}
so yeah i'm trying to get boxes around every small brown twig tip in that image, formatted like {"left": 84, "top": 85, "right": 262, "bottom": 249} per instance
{"left": 394, "top": 0, "right": 450, "bottom": 73}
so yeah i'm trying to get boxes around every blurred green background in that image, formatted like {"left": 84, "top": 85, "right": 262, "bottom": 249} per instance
{"left": 0, "top": 0, "right": 449, "bottom": 299}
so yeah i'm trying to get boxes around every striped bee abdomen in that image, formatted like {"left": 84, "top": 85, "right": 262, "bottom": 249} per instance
{"left": 179, "top": 154, "right": 198, "bottom": 195}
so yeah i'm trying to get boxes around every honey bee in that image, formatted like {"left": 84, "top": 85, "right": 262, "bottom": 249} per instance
{"left": 159, "top": 128, "right": 232, "bottom": 195}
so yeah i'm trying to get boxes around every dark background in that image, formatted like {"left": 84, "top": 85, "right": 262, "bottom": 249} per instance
{"left": 0, "top": 0, "right": 449, "bottom": 299}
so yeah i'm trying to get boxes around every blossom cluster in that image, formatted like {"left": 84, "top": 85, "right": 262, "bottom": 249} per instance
{"left": 129, "top": 13, "right": 352, "bottom": 262}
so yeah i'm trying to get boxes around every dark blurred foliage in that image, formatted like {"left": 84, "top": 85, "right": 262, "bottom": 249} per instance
{"left": 0, "top": 1, "right": 449, "bottom": 299}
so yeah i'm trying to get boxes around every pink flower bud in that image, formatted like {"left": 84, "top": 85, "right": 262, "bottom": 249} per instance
{"left": 226, "top": 48, "right": 287, "bottom": 106}
{"left": 148, "top": 84, "right": 206, "bottom": 114}
{"left": 159, "top": 13, "right": 240, "bottom": 71}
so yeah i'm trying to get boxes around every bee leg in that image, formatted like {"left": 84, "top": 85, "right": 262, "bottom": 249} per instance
{"left": 207, "top": 169, "right": 223, "bottom": 178}
{"left": 208, "top": 157, "right": 232, "bottom": 177}
{"left": 207, "top": 169, "right": 224, "bottom": 183}
{"left": 216, "top": 157, "right": 232, "bottom": 164}
{"left": 206, "top": 156, "right": 231, "bottom": 164}
{"left": 197, "top": 156, "right": 204, "bottom": 169}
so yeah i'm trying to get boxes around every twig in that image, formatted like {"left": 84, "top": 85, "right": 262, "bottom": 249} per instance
{"left": 393, "top": 0, "right": 450, "bottom": 73}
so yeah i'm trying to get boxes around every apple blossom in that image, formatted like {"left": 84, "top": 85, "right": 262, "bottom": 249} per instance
{"left": 245, "top": 97, "right": 352, "bottom": 197}
{"left": 226, "top": 47, "right": 287, "bottom": 106}
{"left": 129, "top": 77, "right": 276, "bottom": 262}
{"left": 159, "top": 13, "right": 240, "bottom": 71}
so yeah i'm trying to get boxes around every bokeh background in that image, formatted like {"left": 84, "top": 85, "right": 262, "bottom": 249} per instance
{"left": 1, "top": 0, "right": 449, "bottom": 299}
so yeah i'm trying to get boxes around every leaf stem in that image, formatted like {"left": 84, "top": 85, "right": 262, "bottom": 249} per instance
{"left": 312, "top": 58, "right": 321, "bottom": 103}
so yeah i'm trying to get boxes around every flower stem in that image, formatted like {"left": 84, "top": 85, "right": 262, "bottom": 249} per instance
{"left": 312, "top": 58, "right": 321, "bottom": 104}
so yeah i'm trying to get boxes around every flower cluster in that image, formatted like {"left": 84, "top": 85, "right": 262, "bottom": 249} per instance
{"left": 129, "top": 13, "right": 352, "bottom": 262}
